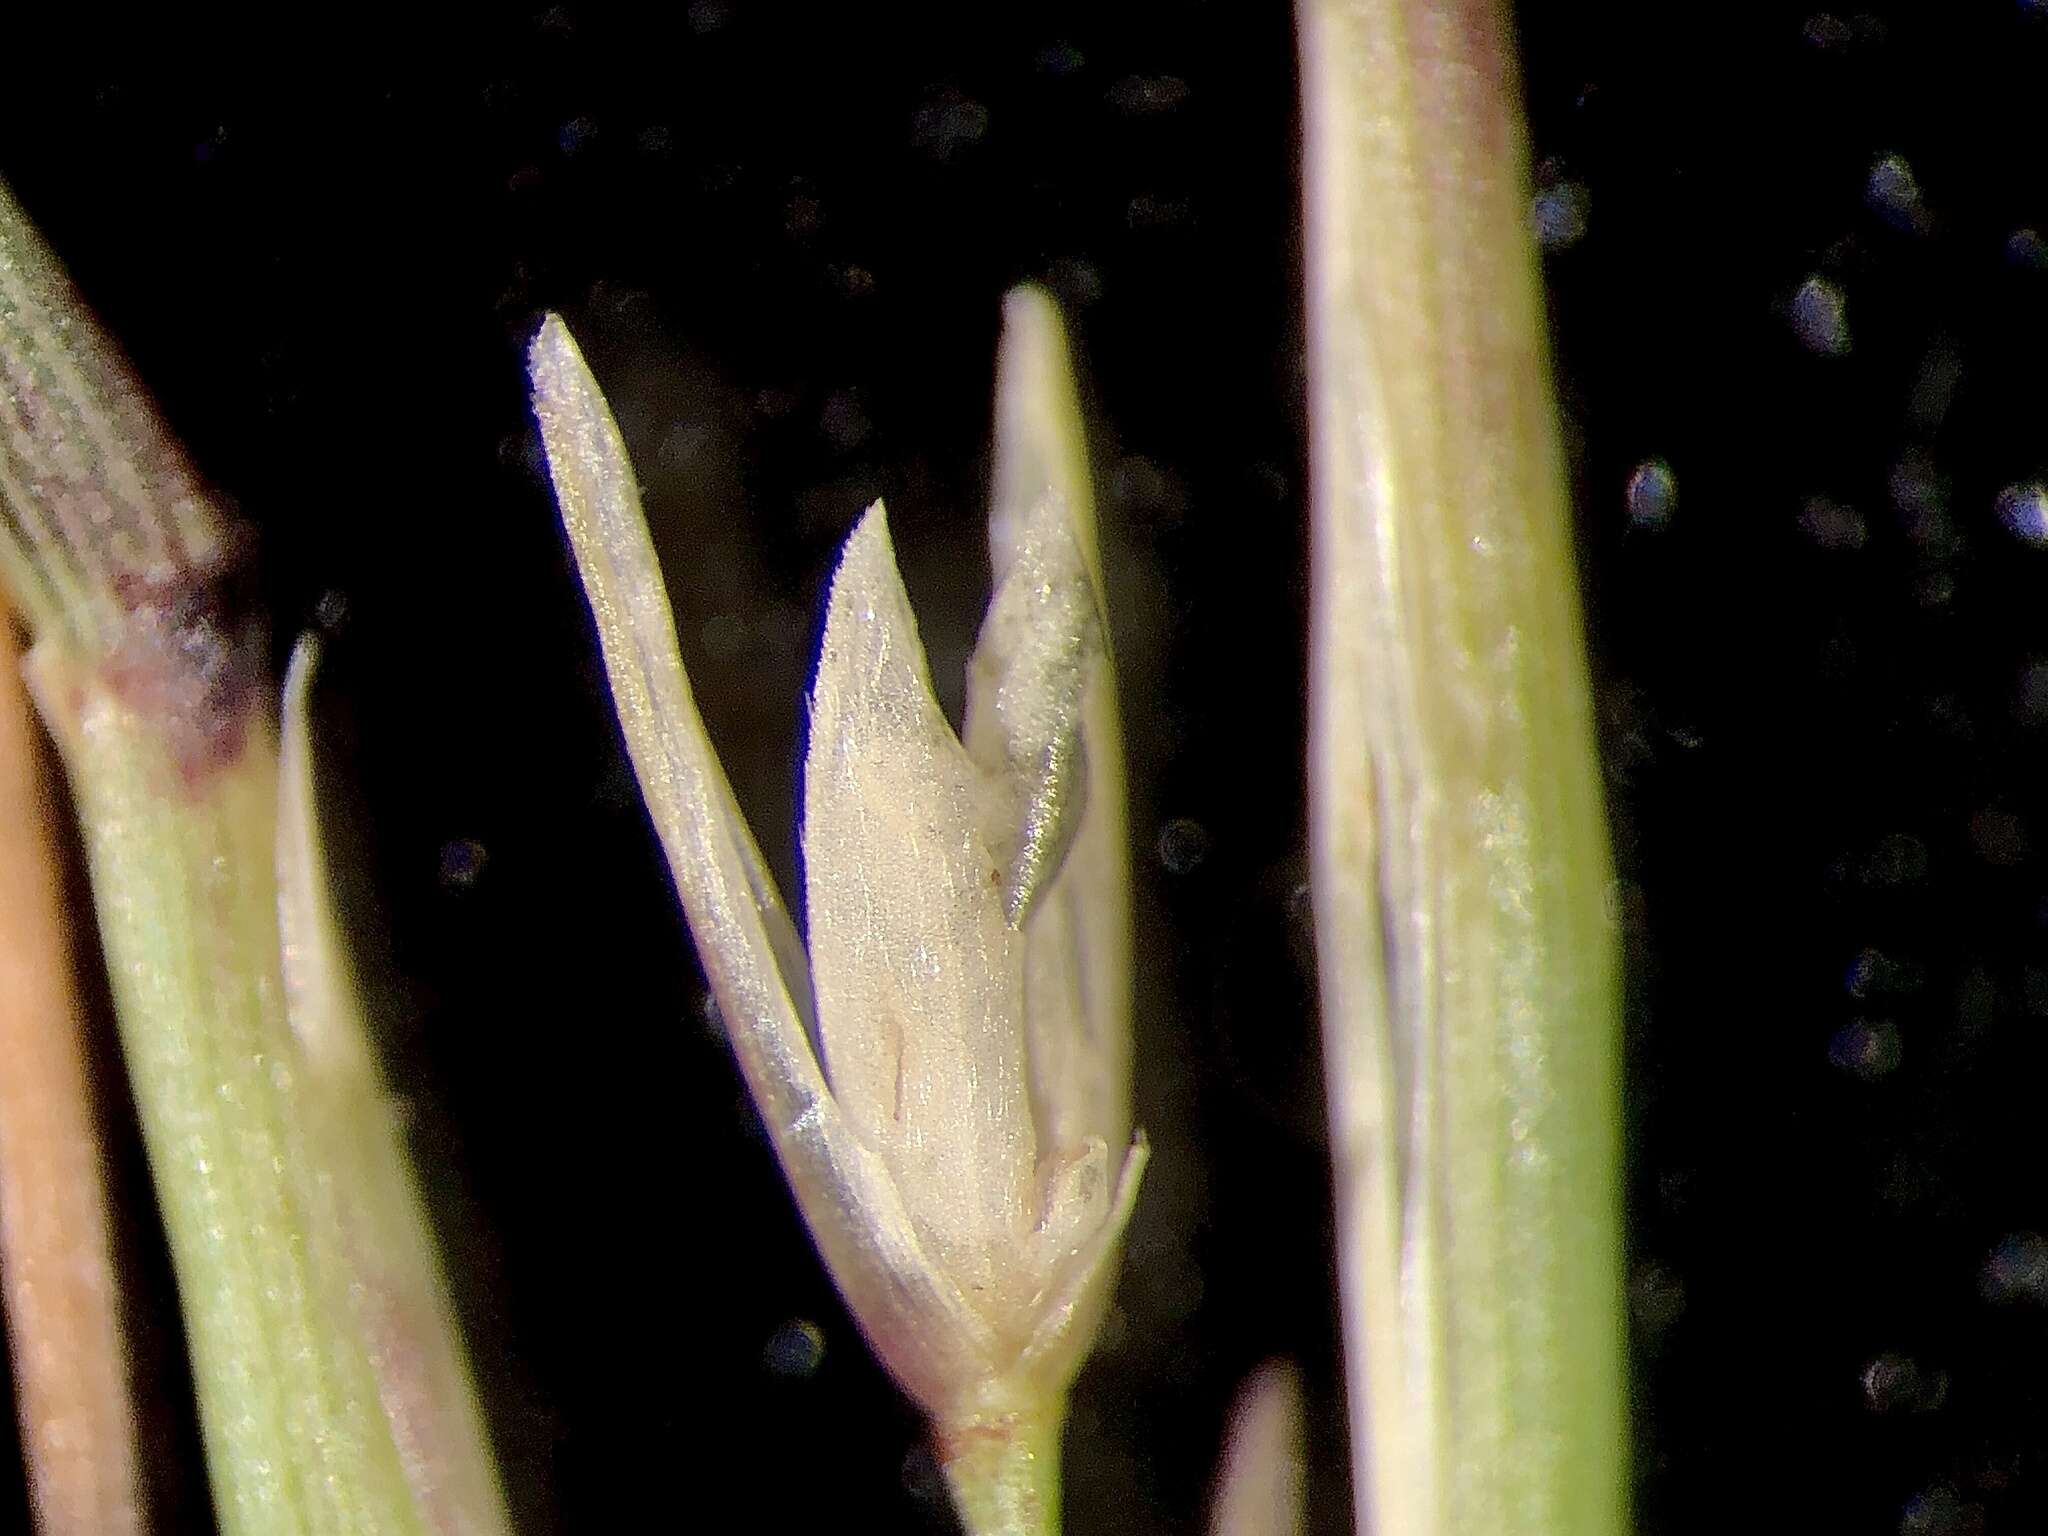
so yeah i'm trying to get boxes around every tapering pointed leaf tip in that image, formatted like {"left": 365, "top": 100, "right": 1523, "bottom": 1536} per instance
{"left": 527, "top": 310, "right": 576, "bottom": 375}
{"left": 820, "top": 501, "right": 906, "bottom": 634}
{"left": 527, "top": 312, "right": 601, "bottom": 428}
{"left": 1000, "top": 282, "right": 1061, "bottom": 347}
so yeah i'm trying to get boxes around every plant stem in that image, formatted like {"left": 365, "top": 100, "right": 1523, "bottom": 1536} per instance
{"left": 1301, "top": 3, "right": 1627, "bottom": 1534}
{"left": 936, "top": 1403, "right": 1064, "bottom": 1536}
{"left": 0, "top": 176, "right": 506, "bottom": 1536}
{"left": 0, "top": 622, "right": 146, "bottom": 1536}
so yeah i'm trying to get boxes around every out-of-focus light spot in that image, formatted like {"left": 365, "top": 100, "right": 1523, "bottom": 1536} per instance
{"left": 1916, "top": 569, "right": 1955, "bottom": 609}
{"left": 1627, "top": 1261, "right": 1686, "bottom": 1347}
{"left": 557, "top": 116, "right": 598, "bottom": 157}
{"left": 1900, "top": 1485, "right": 1983, "bottom": 1536}
{"left": 1625, "top": 459, "right": 1676, "bottom": 529}
{"left": 2016, "top": 659, "right": 2048, "bottom": 724}
{"left": 1969, "top": 806, "right": 2029, "bottom": 866}
{"left": 1158, "top": 818, "right": 1210, "bottom": 874}
{"left": 700, "top": 613, "right": 749, "bottom": 660}
{"left": 438, "top": 839, "right": 488, "bottom": 891}
{"left": 1110, "top": 454, "right": 1187, "bottom": 528}
{"left": 1982, "top": 1236, "right": 2048, "bottom": 1302}
{"left": 1533, "top": 181, "right": 1589, "bottom": 251}
{"left": 1800, "top": 495, "right": 1867, "bottom": 550}
{"left": 783, "top": 193, "right": 823, "bottom": 239}
{"left": 1861, "top": 1352, "right": 1946, "bottom": 1414}
{"left": 761, "top": 1318, "right": 826, "bottom": 1378}
{"left": 1843, "top": 950, "right": 1875, "bottom": 999}
{"left": 1865, "top": 153, "right": 1925, "bottom": 232}
{"left": 1879, "top": 1154, "right": 1933, "bottom": 1210}
{"left": 1126, "top": 192, "right": 1191, "bottom": 231}
{"left": 1844, "top": 946, "right": 1922, "bottom": 998}
{"left": 1997, "top": 482, "right": 2048, "bottom": 544}
{"left": 1890, "top": 451, "right": 1949, "bottom": 520}
{"left": 2008, "top": 227, "right": 2048, "bottom": 269}
{"left": 1107, "top": 75, "right": 1190, "bottom": 114}
{"left": 911, "top": 89, "right": 989, "bottom": 162}
{"left": 658, "top": 420, "right": 712, "bottom": 472}
{"left": 819, "top": 391, "right": 870, "bottom": 452}
{"left": 1859, "top": 833, "right": 1929, "bottom": 887}
{"left": 698, "top": 988, "right": 728, "bottom": 1042}
{"left": 1035, "top": 41, "right": 1086, "bottom": 77}
{"left": 686, "top": 0, "right": 728, "bottom": 31}
{"left": 1802, "top": 12, "right": 1853, "bottom": 48}
{"left": 1048, "top": 257, "right": 1104, "bottom": 308}
{"left": 901, "top": 1444, "right": 949, "bottom": 1510}
{"left": 1906, "top": 340, "right": 1962, "bottom": 432}
{"left": 1828, "top": 1018, "right": 1901, "bottom": 1079}
{"left": 1790, "top": 274, "right": 1850, "bottom": 355}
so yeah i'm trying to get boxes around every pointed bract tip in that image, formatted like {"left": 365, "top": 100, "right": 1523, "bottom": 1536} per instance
{"left": 997, "top": 286, "right": 1067, "bottom": 400}
{"left": 527, "top": 312, "right": 588, "bottom": 401}
{"left": 832, "top": 500, "right": 897, "bottom": 586}
{"left": 1001, "top": 281, "right": 1060, "bottom": 335}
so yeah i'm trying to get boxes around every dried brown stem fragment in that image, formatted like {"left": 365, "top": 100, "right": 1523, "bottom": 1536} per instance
{"left": 0, "top": 617, "right": 145, "bottom": 1536}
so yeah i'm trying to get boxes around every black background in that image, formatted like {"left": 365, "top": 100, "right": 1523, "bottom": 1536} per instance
{"left": 4, "top": 4, "right": 2048, "bottom": 1533}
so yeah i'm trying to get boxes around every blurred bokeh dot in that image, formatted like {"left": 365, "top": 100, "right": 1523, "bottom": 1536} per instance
{"left": 557, "top": 116, "right": 598, "bottom": 156}
{"left": 2008, "top": 227, "right": 2048, "bottom": 269}
{"left": 1532, "top": 181, "right": 1588, "bottom": 251}
{"left": 911, "top": 89, "right": 988, "bottom": 161}
{"left": 1861, "top": 1351, "right": 1941, "bottom": 1414}
{"left": 1859, "top": 832, "right": 1928, "bottom": 887}
{"left": 1865, "top": 153, "right": 1923, "bottom": 231}
{"left": 1827, "top": 1017, "right": 1901, "bottom": 1080}
{"left": 1157, "top": 817, "right": 1211, "bottom": 874}
{"left": 2016, "top": 659, "right": 2048, "bottom": 723}
{"left": 1799, "top": 496, "right": 1867, "bottom": 550}
{"left": 1968, "top": 806, "right": 2028, "bottom": 865}
{"left": 1900, "top": 1485, "right": 1984, "bottom": 1536}
{"left": 819, "top": 391, "right": 871, "bottom": 452}
{"left": 1803, "top": 12, "right": 1852, "bottom": 49}
{"left": 1627, "top": 1260, "right": 1686, "bottom": 1345}
{"left": 1107, "top": 75, "right": 1190, "bottom": 115}
{"left": 1625, "top": 459, "right": 1676, "bottom": 529}
{"left": 1996, "top": 481, "right": 2048, "bottom": 544}
{"left": 1980, "top": 1232, "right": 2048, "bottom": 1304}
{"left": 1035, "top": 41, "right": 1086, "bottom": 77}
{"left": 760, "top": 1318, "right": 825, "bottom": 1379}
{"left": 438, "top": 838, "right": 488, "bottom": 891}
{"left": 697, "top": 988, "right": 728, "bottom": 1044}
{"left": 1790, "top": 274, "right": 1850, "bottom": 355}
{"left": 900, "top": 1443, "right": 948, "bottom": 1508}
{"left": 1890, "top": 452, "right": 1949, "bottom": 519}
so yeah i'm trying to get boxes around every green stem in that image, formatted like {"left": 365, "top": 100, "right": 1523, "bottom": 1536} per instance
{"left": 0, "top": 175, "right": 505, "bottom": 1536}
{"left": 27, "top": 653, "right": 424, "bottom": 1536}
{"left": 936, "top": 1402, "right": 1064, "bottom": 1536}
{"left": 1302, "top": 3, "right": 1626, "bottom": 1534}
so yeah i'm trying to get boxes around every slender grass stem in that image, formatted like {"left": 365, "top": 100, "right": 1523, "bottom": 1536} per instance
{"left": 1301, "top": 3, "right": 1626, "bottom": 1533}
{"left": 0, "top": 177, "right": 508, "bottom": 1536}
